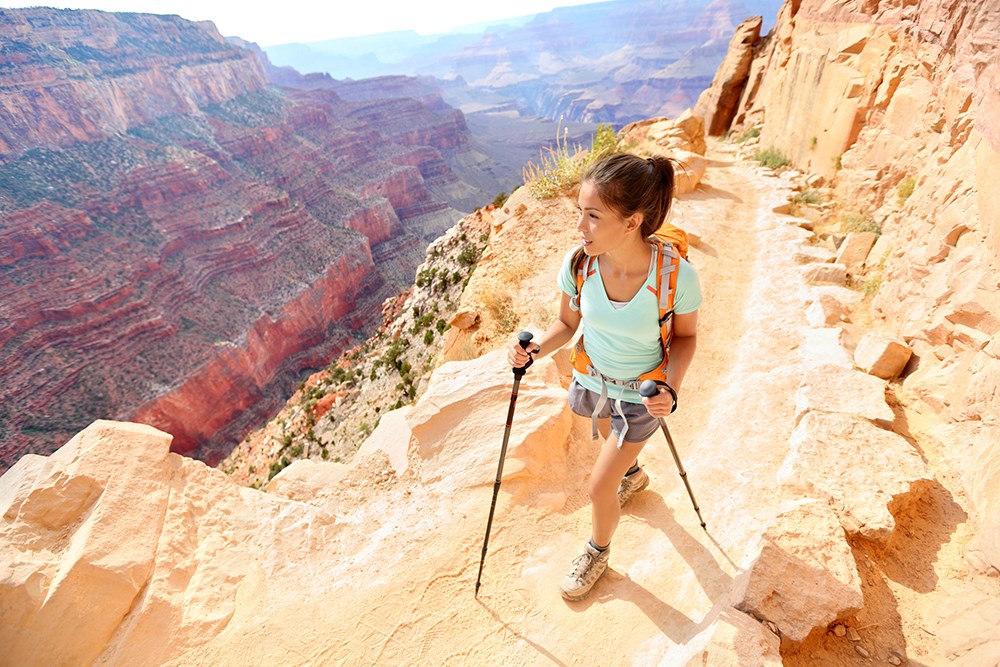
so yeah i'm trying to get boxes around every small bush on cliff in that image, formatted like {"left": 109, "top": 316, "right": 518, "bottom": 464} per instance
{"left": 897, "top": 177, "right": 916, "bottom": 206}
{"left": 734, "top": 127, "right": 760, "bottom": 143}
{"left": 753, "top": 147, "right": 791, "bottom": 169}
{"left": 492, "top": 191, "right": 508, "bottom": 208}
{"left": 841, "top": 212, "right": 882, "bottom": 236}
{"left": 522, "top": 122, "right": 618, "bottom": 199}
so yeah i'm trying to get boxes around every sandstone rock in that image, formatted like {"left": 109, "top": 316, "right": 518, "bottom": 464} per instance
{"left": 794, "top": 364, "right": 893, "bottom": 427}
{"left": 407, "top": 350, "right": 571, "bottom": 494}
{"left": 793, "top": 245, "right": 836, "bottom": 264}
{"left": 673, "top": 109, "right": 708, "bottom": 155}
{"left": 0, "top": 420, "right": 337, "bottom": 666}
{"left": 778, "top": 411, "right": 932, "bottom": 541}
{"left": 266, "top": 458, "right": 351, "bottom": 503}
{"left": 801, "top": 327, "right": 853, "bottom": 370}
{"left": 806, "top": 294, "right": 848, "bottom": 326}
{"left": 0, "top": 421, "right": 173, "bottom": 667}
{"left": 673, "top": 150, "right": 708, "bottom": 194}
{"left": 671, "top": 609, "right": 782, "bottom": 666}
{"left": 355, "top": 405, "right": 413, "bottom": 475}
{"left": 732, "top": 500, "right": 863, "bottom": 642}
{"left": 835, "top": 233, "right": 878, "bottom": 274}
{"left": 865, "top": 234, "right": 892, "bottom": 269}
{"left": 854, "top": 333, "right": 913, "bottom": 380}
{"left": 693, "top": 16, "right": 763, "bottom": 136}
{"left": 802, "top": 263, "right": 848, "bottom": 285}
{"left": 450, "top": 309, "right": 480, "bottom": 330}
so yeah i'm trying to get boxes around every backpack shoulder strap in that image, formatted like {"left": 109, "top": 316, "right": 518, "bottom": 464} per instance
{"left": 569, "top": 252, "right": 595, "bottom": 312}
{"left": 648, "top": 238, "right": 682, "bottom": 349}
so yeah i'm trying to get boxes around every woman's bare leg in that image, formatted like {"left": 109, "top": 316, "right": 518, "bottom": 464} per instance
{"left": 589, "top": 434, "right": 650, "bottom": 547}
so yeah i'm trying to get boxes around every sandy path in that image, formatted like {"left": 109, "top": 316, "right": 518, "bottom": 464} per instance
{"left": 165, "top": 144, "right": 987, "bottom": 665}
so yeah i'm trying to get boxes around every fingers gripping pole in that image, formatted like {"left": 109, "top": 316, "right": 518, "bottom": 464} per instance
{"left": 639, "top": 380, "right": 707, "bottom": 530}
{"left": 475, "top": 332, "right": 535, "bottom": 597}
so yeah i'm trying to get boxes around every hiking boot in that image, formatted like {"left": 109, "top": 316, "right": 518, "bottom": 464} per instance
{"left": 617, "top": 466, "right": 649, "bottom": 506}
{"left": 559, "top": 542, "right": 610, "bottom": 601}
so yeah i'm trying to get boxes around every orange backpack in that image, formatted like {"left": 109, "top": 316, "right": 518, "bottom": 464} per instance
{"left": 568, "top": 224, "right": 688, "bottom": 389}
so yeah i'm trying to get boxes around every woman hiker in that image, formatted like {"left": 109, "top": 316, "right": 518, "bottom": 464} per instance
{"left": 507, "top": 152, "right": 702, "bottom": 601}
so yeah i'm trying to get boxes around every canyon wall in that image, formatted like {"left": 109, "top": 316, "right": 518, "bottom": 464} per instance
{"left": 0, "top": 8, "right": 480, "bottom": 469}
{"left": 700, "top": 0, "right": 1000, "bottom": 569}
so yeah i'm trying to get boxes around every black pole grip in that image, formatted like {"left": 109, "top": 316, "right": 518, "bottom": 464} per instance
{"left": 640, "top": 379, "right": 678, "bottom": 413}
{"left": 513, "top": 331, "right": 534, "bottom": 377}
{"left": 639, "top": 380, "right": 660, "bottom": 398}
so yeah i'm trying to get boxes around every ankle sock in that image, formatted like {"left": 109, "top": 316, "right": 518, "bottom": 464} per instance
{"left": 588, "top": 538, "right": 609, "bottom": 552}
{"left": 626, "top": 462, "right": 640, "bottom": 476}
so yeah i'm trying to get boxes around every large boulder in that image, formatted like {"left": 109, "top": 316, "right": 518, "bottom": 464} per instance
{"left": 794, "top": 364, "right": 893, "bottom": 427}
{"left": 777, "top": 411, "right": 932, "bottom": 541}
{"left": 732, "top": 500, "right": 863, "bottom": 642}
{"left": 407, "top": 350, "right": 572, "bottom": 501}
{"left": 854, "top": 332, "right": 913, "bottom": 380}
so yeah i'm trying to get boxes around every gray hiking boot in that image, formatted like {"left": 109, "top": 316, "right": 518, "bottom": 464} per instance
{"left": 617, "top": 466, "right": 649, "bottom": 506}
{"left": 559, "top": 542, "right": 610, "bottom": 601}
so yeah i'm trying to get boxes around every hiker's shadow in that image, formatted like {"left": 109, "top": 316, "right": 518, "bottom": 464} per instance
{"left": 564, "top": 568, "right": 700, "bottom": 644}
{"left": 631, "top": 491, "right": 737, "bottom": 604}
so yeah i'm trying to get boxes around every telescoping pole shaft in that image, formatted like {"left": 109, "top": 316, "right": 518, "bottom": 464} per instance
{"left": 475, "top": 331, "right": 534, "bottom": 597}
{"left": 639, "top": 380, "right": 706, "bottom": 530}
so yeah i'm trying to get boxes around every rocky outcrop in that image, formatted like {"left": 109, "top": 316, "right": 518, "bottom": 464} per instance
{"left": 694, "top": 16, "right": 764, "bottom": 135}
{"left": 0, "top": 8, "right": 487, "bottom": 469}
{"left": 0, "top": 420, "right": 336, "bottom": 666}
{"left": 699, "top": 0, "right": 1000, "bottom": 571}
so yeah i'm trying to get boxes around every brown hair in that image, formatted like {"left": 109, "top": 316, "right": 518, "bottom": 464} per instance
{"left": 571, "top": 152, "right": 677, "bottom": 273}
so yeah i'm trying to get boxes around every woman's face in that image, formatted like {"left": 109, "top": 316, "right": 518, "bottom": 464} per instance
{"left": 576, "top": 180, "right": 633, "bottom": 256}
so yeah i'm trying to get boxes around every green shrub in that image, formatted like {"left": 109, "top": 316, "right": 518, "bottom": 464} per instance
{"left": 423, "top": 329, "right": 434, "bottom": 345}
{"left": 792, "top": 190, "right": 821, "bottom": 205}
{"left": 841, "top": 212, "right": 882, "bottom": 236}
{"left": 734, "top": 127, "right": 760, "bottom": 143}
{"left": 457, "top": 245, "right": 479, "bottom": 267}
{"left": 753, "top": 147, "right": 791, "bottom": 169}
{"left": 522, "top": 122, "right": 618, "bottom": 199}
{"left": 492, "top": 191, "right": 508, "bottom": 208}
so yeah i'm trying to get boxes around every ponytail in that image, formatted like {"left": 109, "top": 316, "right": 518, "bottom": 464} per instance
{"left": 581, "top": 153, "right": 677, "bottom": 237}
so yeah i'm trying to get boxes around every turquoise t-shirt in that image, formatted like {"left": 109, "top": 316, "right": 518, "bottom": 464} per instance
{"left": 557, "top": 245, "right": 702, "bottom": 404}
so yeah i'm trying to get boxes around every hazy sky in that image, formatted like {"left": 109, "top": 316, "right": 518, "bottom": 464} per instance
{"left": 8, "top": 1, "right": 597, "bottom": 46}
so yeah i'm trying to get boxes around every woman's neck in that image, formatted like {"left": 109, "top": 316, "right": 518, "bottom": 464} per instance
{"left": 600, "top": 235, "right": 651, "bottom": 277}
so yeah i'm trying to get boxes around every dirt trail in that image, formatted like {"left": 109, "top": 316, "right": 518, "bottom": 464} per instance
{"left": 166, "top": 144, "right": 989, "bottom": 666}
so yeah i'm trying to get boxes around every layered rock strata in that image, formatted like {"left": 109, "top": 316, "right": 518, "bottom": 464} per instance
{"left": 0, "top": 8, "right": 479, "bottom": 469}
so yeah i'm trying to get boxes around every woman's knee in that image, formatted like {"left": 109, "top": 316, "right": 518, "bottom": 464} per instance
{"left": 588, "top": 475, "right": 617, "bottom": 503}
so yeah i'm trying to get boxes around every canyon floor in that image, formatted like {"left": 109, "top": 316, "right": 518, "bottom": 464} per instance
{"left": 104, "top": 143, "right": 1000, "bottom": 664}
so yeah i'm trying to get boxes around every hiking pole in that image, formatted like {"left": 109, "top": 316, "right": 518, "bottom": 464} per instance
{"left": 475, "top": 331, "right": 535, "bottom": 598}
{"left": 639, "top": 380, "right": 706, "bottom": 530}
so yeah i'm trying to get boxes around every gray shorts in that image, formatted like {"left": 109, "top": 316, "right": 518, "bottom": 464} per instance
{"left": 568, "top": 379, "right": 660, "bottom": 443}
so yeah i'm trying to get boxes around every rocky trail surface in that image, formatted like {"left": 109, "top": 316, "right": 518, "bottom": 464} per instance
{"left": 3, "top": 143, "right": 997, "bottom": 666}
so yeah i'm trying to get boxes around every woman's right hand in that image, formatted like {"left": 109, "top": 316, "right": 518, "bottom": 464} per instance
{"left": 507, "top": 338, "right": 539, "bottom": 368}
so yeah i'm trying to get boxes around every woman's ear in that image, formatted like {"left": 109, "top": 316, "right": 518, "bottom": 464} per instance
{"left": 626, "top": 213, "right": 643, "bottom": 232}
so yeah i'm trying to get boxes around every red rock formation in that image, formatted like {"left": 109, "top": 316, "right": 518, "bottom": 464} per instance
{"left": 0, "top": 8, "right": 479, "bottom": 470}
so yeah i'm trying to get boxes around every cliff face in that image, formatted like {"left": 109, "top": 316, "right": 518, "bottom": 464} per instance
{"left": 699, "top": 0, "right": 1000, "bottom": 568}
{"left": 0, "top": 8, "right": 479, "bottom": 469}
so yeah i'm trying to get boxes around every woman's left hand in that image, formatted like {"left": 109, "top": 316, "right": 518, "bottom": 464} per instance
{"left": 642, "top": 386, "right": 676, "bottom": 418}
